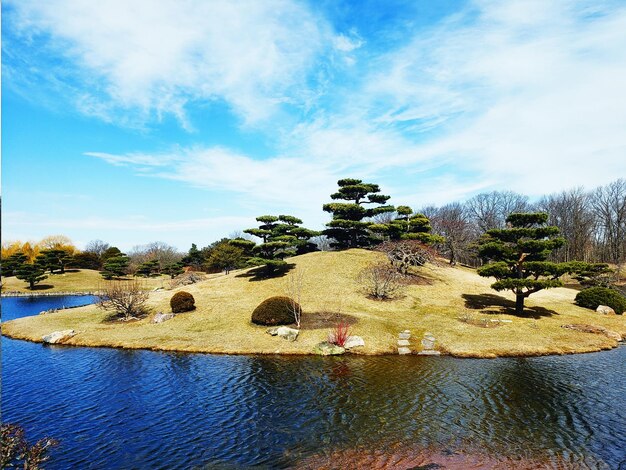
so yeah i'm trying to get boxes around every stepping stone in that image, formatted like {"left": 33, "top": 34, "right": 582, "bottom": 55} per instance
{"left": 397, "top": 339, "right": 410, "bottom": 347}
{"left": 398, "top": 331, "right": 411, "bottom": 340}
{"left": 418, "top": 350, "right": 441, "bottom": 356}
{"left": 398, "top": 347, "right": 412, "bottom": 355}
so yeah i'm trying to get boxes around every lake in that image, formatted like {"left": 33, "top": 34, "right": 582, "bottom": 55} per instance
{"left": 2, "top": 296, "right": 625, "bottom": 469}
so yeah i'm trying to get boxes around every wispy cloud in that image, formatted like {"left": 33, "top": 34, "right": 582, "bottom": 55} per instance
{"left": 4, "top": 0, "right": 333, "bottom": 127}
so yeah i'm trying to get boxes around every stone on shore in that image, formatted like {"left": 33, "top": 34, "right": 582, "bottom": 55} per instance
{"left": 344, "top": 336, "right": 365, "bottom": 349}
{"left": 152, "top": 312, "right": 175, "bottom": 324}
{"left": 596, "top": 305, "right": 616, "bottom": 315}
{"left": 397, "top": 339, "right": 410, "bottom": 347}
{"left": 397, "top": 347, "right": 412, "bottom": 355}
{"left": 561, "top": 323, "right": 622, "bottom": 341}
{"left": 398, "top": 330, "right": 411, "bottom": 340}
{"left": 314, "top": 341, "right": 345, "bottom": 355}
{"left": 42, "top": 329, "right": 76, "bottom": 344}
{"left": 418, "top": 350, "right": 442, "bottom": 356}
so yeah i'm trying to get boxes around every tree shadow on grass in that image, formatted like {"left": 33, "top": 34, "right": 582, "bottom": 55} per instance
{"left": 462, "top": 293, "right": 558, "bottom": 318}
{"left": 29, "top": 284, "right": 54, "bottom": 291}
{"left": 235, "top": 263, "right": 296, "bottom": 282}
{"left": 299, "top": 312, "right": 359, "bottom": 331}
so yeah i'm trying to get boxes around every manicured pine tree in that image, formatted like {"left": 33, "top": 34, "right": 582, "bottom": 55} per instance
{"left": 135, "top": 259, "right": 160, "bottom": 277}
{"left": 162, "top": 262, "right": 185, "bottom": 279}
{"left": 2, "top": 252, "right": 28, "bottom": 276}
{"left": 477, "top": 212, "right": 590, "bottom": 315}
{"left": 100, "top": 255, "right": 130, "bottom": 280}
{"left": 16, "top": 262, "right": 48, "bottom": 289}
{"left": 370, "top": 206, "right": 443, "bottom": 244}
{"left": 36, "top": 249, "right": 73, "bottom": 274}
{"left": 323, "top": 178, "right": 395, "bottom": 248}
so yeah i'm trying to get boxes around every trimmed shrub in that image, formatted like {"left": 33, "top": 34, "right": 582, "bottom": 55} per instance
{"left": 575, "top": 287, "right": 626, "bottom": 314}
{"left": 170, "top": 291, "right": 195, "bottom": 313}
{"left": 251, "top": 296, "right": 301, "bottom": 326}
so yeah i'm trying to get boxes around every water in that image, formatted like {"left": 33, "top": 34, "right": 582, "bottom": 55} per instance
{"left": 2, "top": 296, "right": 625, "bottom": 469}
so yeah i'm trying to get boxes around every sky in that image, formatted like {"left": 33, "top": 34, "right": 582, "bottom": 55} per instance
{"left": 2, "top": 0, "right": 626, "bottom": 252}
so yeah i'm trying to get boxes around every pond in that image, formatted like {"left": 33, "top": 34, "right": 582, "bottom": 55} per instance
{"left": 2, "top": 296, "right": 625, "bottom": 469}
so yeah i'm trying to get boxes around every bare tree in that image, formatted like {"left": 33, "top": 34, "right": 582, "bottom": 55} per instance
{"left": 592, "top": 179, "right": 626, "bottom": 266}
{"left": 537, "top": 188, "right": 595, "bottom": 262}
{"left": 128, "top": 242, "right": 183, "bottom": 273}
{"left": 311, "top": 234, "right": 333, "bottom": 251}
{"left": 285, "top": 270, "right": 305, "bottom": 328}
{"left": 84, "top": 239, "right": 110, "bottom": 258}
{"left": 357, "top": 262, "right": 405, "bottom": 300}
{"left": 97, "top": 280, "right": 150, "bottom": 320}
{"left": 465, "top": 191, "right": 529, "bottom": 232}
{"left": 376, "top": 240, "right": 437, "bottom": 274}
{"left": 427, "top": 202, "right": 476, "bottom": 265}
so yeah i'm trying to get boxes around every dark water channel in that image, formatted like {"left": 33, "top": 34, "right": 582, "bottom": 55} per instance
{"left": 2, "top": 296, "right": 625, "bottom": 469}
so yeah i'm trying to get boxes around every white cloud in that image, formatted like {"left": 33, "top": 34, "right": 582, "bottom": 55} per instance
{"left": 5, "top": 0, "right": 329, "bottom": 126}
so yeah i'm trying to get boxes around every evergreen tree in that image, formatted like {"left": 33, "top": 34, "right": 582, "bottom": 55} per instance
{"left": 181, "top": 243, "right": 204, "bottom": 270}
{"left": 1, "top": 252, "right": 28, "bottom": 276}
{"left": 135, "top": 259, "right": 160, "bottom": 277}
{"left": 477, "top": 212, "right": 591, "bottom": 315}
{"left": 101, "top": 246, "right": 122, "bottom": 263}
{"left": 162, "top": 262, "right": 185, "bottom": 279}
{"left": 323, "top": 178, "right": 395, "bottom": 248}
{"left": 100, "top": 255, "right": 130, "bottom": 280}
{"left": 370, "top": 206, "right": 443, "bottom": 244}
{"left": 16, "top": 263, "right": 48, "bottom": 289}
{"left": 204, "top": 242, "right": 244, "bottom": 274}
{"left": 36, "top": 249, "right": 72, "bottom": 274}
{"left": 72, "top": 252, "right": 102, "bottom": 270}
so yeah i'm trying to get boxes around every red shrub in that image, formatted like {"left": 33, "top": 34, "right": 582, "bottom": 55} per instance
{"left": 328, "top": 322, "right": 350, "bottom": 347}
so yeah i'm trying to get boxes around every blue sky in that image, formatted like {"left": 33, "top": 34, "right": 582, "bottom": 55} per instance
{"left": 3, "top": 0, "right": 626, "bottom": 251}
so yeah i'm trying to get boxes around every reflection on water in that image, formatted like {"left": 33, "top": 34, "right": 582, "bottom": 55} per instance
{"left": 2, "top": 297, "right": 625, "bottom": 469}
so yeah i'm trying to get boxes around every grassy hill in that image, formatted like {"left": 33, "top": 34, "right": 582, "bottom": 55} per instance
{"left": 1, "top": 269, "right": 170, "bottom": 293}
{"left": 2, "top": 249, "right": 625, "bottom": 357}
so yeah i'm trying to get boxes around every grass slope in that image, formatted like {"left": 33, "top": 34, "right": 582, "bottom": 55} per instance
{"left": 1, "top": 269, "right": 170, "bottom": 293}
{"left": 2, "top": 250, "right": 625, "bottom": 357}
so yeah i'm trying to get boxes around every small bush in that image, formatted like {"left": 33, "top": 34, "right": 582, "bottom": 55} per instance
{"left": 251, "top": 296, "right": 301, "bottom": 326}
{"left": 357, "top": 262, "right": 406, "bottom": 300}
{"left": 328, "top": 322, "right": 350, "bottom": 347}
{"left": 575, "top": 287, "right": 626, "bottom": 314}
{"left": 97, "top": 280, "right": 149, "bottom": 320}
{"left": 170, "top": 291, "right": 195, "bottom": 313}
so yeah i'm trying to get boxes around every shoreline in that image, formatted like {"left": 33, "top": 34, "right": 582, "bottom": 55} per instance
{"left": 1, "top": 327, "right": 622, "bottom": 359}
{"left": 1, "top": 291, "right": 99, "bottom": 297}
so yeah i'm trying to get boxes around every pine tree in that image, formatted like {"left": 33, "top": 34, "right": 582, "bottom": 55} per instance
{"left": 162, "top": 262, "right": 184, "bottom": 279}
{"left": 477, "top": 212, "right": 589, "bottom": 315}
{"left": 16, "top": 263, "right": 48, "bottom": 289}
{"left": 36, "top": 249, "right": 73, "bottom": 274}
{"left": 2, "top": 252, "right": 28, "bottom": 276}
{"left": 370, "top": 206, "right": 443, "bottom": 244}
{"left": 323, "top": 178, "right": 395, "bottom": 248}
{"left": 181, "top": 243, "right": 204, "bottom": 270}
{"left": 135, "top": 259, "right": 160, "bottom": 277}
{"left": 100, "top": 255, "right": 130, "bottom": 280}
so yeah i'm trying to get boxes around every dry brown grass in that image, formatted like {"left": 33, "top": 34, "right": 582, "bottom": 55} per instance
{"left": 1, "top": 269, "right": 170, "bottom": 293}
{"left": 2, "top": 249, "right": 625, "bottom": 357}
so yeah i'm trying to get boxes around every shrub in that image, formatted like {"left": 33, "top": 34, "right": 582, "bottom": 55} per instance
{"left": 328, "top": 322, "right": 350, "bottom": 347}
{"left": 575, "top": 287, "right": 626, "bottom": 314}
{"left": 97, "top": 280, "right": 149, "bottom": 320}
{"left": 357, "top": 262, "right": 405, "bottom": 300}
{"left": 251, "top": 296, "right": 301, "bottom": 326}
{"left": 170, "top": 291, "right": 195, "bottom": 313}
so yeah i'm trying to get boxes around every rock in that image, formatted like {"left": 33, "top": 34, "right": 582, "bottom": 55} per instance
{"left": 314, "top": 341, "right": 345, "bottom": 356}
{"left": 561, "top": 323, "right": 622, "bottom": 341}
{"left": 152, "top": 312, "right": 175, "bottom": 323}
{"left": 276, "top": 326, "right": 299, "bottom": 342}
{"left": 596, "top": 305, "right": 616, "bottom": 315}
{"left": 418, "top": 350, "right": 441, "bottom": 356}
{"left": 421, "top": 336, "right": 436, "bottom": 350}
{"left": 152, "top": 287, "right": 164, "bottom": 292}
{"left": 398, "top": 331, "right": 411, "bottom": 340}
{"left": 266, "top": 327, "right": 280, "bottom": 336}
{"left": 397, "top": 339, "right": 410, "bottom": 347}
{"left": 344, "top": 335, "right": 365, "bottom": 349}
{"left": 397, "top": 347, "right": 412, "bottom": 355}
{"left": 42, "top": 329, "right": 76, "bottom": 344}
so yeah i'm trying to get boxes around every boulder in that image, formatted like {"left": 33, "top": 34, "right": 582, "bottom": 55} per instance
{"left": 314, "top": 341, "right": 345, "bottom": 356}
{"left": 344, "top": 335, "right": 365, "bottom": 349}
{"left": 266, "top": 327, "right": 280, "bottom": 336}
{"left": 152, "top": 312, "right": 175, "bottom": 324}
{"left": 42, "top": 329, "right": 76, "bottom": 344}
{"left": 596, "top": 305, "right": 616, "bottom": 315}
{"left": 276, "top": 326, "right": 299, "bottom": 342}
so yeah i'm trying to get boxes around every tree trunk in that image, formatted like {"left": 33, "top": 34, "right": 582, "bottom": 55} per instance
{"left": 515, "top": 294, "right": 525, "bottom": 315}
{"left": 29, "top": 280, "right": 35, "bottom": 290}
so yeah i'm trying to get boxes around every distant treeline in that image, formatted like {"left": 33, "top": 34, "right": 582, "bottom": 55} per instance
{"left": 419, "top": 178, "right": 626, "bottom": 267}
